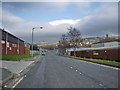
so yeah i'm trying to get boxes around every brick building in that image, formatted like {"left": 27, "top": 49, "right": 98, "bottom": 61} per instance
{"left": 0, "top": 28, "right": 30, "bottom": 55}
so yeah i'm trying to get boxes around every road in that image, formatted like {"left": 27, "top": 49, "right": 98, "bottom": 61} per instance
{"left": 15, "top": 52, "right": 119, "bottom": 88}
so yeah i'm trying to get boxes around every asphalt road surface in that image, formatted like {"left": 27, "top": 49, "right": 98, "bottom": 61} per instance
{"left": 15, "top": 52, "right": 119, "bottom": 88}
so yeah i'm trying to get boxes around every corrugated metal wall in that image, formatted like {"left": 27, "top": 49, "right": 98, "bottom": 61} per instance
{"left": 70, "top": 47, "right": 119, "bottom": 62}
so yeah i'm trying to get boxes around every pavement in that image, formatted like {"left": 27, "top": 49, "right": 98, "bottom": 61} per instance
{"left": 15, "top": 53, "right": 119, "bottom": 88}
{"left": 0, "top": 68, "right": 13, "bottom": 86}
{"left": 0, "top": 55, "right": 41, "bottom": 87}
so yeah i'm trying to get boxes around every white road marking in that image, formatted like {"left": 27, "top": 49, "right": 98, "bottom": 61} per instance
{"left": 81, "top": 73, "right": 84, "bottom": 75}
{"left": 24, "top": 75, "right": 26, "bottom": 77}
{"left": 79, "top": 72, "right": 82, "bottom": 74}
{"left": 99, "top": 84, "right": 103, "bottom": 86}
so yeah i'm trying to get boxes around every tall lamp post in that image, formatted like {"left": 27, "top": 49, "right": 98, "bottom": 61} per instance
{"left": 31, "top": 26, "right": 43, "bottom": 56}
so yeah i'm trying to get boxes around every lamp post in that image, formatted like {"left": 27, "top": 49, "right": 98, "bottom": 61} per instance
{"left": 31, "top": 26, "right": 43, "bottom": 56}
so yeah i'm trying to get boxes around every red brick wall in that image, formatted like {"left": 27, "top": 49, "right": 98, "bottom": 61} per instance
{"left": 0, "top": 39, "right": 3, "bottom": 54}
{"left": 25, "top": 47, "right": 30, "bottom": 54}
{"left": 0, "top": 40, "right": 27, "bottom": 55}
{"left": 1, "top": 40, "right": 6, "bottom": 54}
{"left": 19, "top": 45, "right": 25, "bottom": 54}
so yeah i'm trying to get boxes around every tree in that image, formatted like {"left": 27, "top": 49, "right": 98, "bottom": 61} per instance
{"left": 67, "top": 26, "right": 82, "bottom": 56}
{"left": 58, "top": 34, "right": 69, "bottom": 55}
{"left": 58, "top": 26, "right": 82, "bottom": 56}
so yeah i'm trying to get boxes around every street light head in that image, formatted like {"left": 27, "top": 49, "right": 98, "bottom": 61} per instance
{"left": 32, "top": 28, "right": 35, "bottom": 30}
{"left": 40, "top": 26, "right": 43, "bottom": 29}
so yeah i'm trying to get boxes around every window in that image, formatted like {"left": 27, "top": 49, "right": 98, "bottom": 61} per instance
{"left": 14, "top": 44, "right": 16, "bottom": 47}
{"left": 1, "top": 40, "right": 5, "bottom": 44}
{"left": 7, "top": 42, "right": 9, "bottom": 47}
{"left": 12, "top": 44, "right": 14, "bottom": 47}
{"left": 9, "top": 47, "right": 12, "bottom": 51}
{"left": 25, "top": 44, "right": 27, "bottom": 47}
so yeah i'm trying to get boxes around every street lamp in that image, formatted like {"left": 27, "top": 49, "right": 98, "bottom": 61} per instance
{"left": 31, "top": 26, "right": 43, "bottom": 56}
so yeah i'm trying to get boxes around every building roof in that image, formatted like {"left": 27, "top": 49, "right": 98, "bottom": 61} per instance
{"left": 0, "top": 28, "right": 24, "bottom": 42}
{"left": 70, "top": 46, "right": 119, "bottom": 52}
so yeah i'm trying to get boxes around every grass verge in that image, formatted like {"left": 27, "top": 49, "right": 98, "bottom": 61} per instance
{"left": 58, "top": 55, "right": 120, "bottom": 68}
{"left": 1, "top": 54, "right": 39, "bottom": 61}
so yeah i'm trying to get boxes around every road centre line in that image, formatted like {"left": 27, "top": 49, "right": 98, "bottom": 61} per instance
{"left": 79, "top": 72, "right": 82, "bottom": 74}
{"left": 68, "top": 65, "right": 106, "bottom": 87}
{"left": 99, "top": 84, "right": 103, "bottom": 86}
{"left": 60, "top": 57, "right": 119, "bottom": 71}
{"left": 60, "top": 59, "right": 114, "bottom": 88}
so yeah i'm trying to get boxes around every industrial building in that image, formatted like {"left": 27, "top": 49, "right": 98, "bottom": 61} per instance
{"left": 70, "top": 40, "right": 119, "bottom": 62}
{"left": 0, "top": 28, "right": 30, "bottom": 55}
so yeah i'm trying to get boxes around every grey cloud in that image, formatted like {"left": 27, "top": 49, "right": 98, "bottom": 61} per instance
{"left": 75, "top": 3, "right": 118, "bottom": 37}
{"left": 78, "top": 16, "right": 118, "bottom": 37}
{"left": 19, "top": 32, "right": 62, "bottom": 43}
{"left": 1, "top": 2, "right": 118, "bottom": 43}
{"left": 2, "top": 12, "right": 69, "bottom": 43}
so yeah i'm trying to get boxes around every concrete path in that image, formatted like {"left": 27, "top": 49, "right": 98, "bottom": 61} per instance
{"left": 0, "top": 68, "right": 13, "bottom": 86}
{"left": 1, "top": 60, "right": 34, "bottom": 74}
{"left": 0, "top": 55, "right": 41, "bottom": 87}
{"left": 0, "top": 55, "right": 40, "bottom": 73}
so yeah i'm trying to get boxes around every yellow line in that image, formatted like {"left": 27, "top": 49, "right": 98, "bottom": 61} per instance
{"left": 12, "top": 76, "right": 24, "bottom": 88}
{"left": 15, "top": 72, "right": 20, "bottom": 76}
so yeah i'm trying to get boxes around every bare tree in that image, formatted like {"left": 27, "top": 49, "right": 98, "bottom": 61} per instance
{"left": 67, "top": 26, "right": 82, "bottom": 56}
{"left": 58, "top": 26, "right": 82, "bottom": 56}
{"left": 58, "top": 34, "right": 70, "bottom": 55}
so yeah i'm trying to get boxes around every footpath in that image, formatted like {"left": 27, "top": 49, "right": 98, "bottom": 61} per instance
{"left": 0, "top": 55, "right": 41, "bottom": 88}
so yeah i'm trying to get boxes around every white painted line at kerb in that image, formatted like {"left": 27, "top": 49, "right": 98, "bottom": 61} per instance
{"left": 77, "top": 59, "right": 119, "bottom": 70}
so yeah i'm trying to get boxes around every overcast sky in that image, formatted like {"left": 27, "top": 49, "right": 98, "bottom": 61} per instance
{"left": 1, "top": 1, "right": 118, "bottom": 43}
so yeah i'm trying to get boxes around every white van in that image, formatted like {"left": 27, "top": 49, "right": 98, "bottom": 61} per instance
{"left": 41, "top": 51, "right": 46, "bottom": 56}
